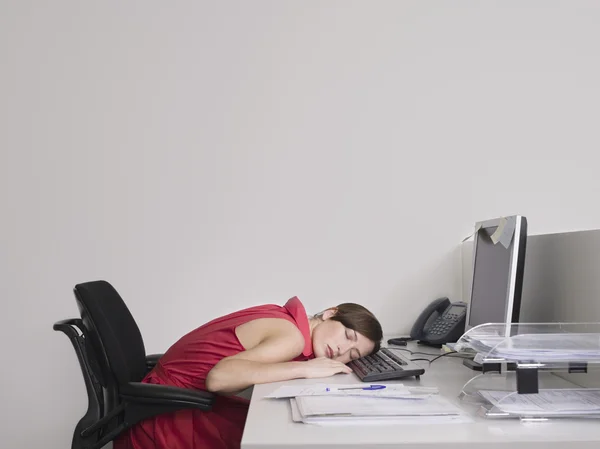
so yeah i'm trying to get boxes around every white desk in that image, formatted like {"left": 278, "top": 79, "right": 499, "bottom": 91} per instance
{"left": 241, "top": 342, "right": 600, "bottom": 449}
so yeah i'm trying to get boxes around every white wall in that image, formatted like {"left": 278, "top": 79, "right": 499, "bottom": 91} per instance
{"left": 1, "top": 2, "right": 600, "bottom": 448}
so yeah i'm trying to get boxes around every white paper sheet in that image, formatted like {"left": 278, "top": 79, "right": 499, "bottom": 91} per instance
{"left": 266, "top": 383, "right": 437, "bottom": 399}
{"left": 295, "top": 394, "right": 462, "bottom": 418}
{"left": 290, "top": 398, "right": 472, "bottom": 425}
{"left": 468, "top": 333, "right": 600, "bottom": 361}
{"left": 290, "top": 398, "right": 303, "bottom": 423}
{"left": 479, "top": 389, "right": 600, "bottom": 416}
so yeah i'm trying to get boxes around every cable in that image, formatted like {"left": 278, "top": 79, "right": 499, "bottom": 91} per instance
{"left": 411, "top": 350, "right": 447, "bottom": 356}
{"left": 386, "top": 343, "right": 469, "bottom": 361}
{"left": 390, "top": 348, "right": 414, "bottom": 355}
{"left": 387, "top": 348, "right": 457, "bottom": 357}
{"left": 411, "top": 352, "right": 472, "bottom": 364}
{"left": 390, "top": 348, "right": 454, "bottom": 357}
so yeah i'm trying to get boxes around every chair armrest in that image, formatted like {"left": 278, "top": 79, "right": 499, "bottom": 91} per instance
{"left": 120, "top": 382, "right": 214, "bottom": 411}
{"left": 145, "top": 354, "right": 163, "bottom": 372}
{"left": 53, "top": 318, "right": 84, "bottom": 337}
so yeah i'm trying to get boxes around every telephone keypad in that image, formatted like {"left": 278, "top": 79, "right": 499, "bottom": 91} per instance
{"left": 428, "top": 312, "right": 464, "bottom": 336}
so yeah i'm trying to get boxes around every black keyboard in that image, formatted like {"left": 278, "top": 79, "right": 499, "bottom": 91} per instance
{"left": 347, "top": 348, "right": 425, "bottom": 382}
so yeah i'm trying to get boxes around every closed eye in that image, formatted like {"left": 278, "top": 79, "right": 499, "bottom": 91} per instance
{"left": 347, "top": 329, "right": 362, "bottom": 359}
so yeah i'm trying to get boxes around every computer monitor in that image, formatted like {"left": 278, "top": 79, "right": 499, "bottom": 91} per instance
{"left": 465, "top": 215, "right": 528, "bottom": 332}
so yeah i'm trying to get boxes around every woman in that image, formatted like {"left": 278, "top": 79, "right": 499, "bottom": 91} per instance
{"left": 115, "top": 296, "right": 383, "bottom": 449}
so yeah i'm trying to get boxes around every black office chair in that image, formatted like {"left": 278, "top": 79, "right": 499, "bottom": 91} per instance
{"left": 54, "top": 280, "right": 214, "bottom": 449}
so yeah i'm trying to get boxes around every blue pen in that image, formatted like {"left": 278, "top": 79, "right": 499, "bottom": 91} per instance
{"left": 326, "top": 385, "right": 386, "bottom": 391}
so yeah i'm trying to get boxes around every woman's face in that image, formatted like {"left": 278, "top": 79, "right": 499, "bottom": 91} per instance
{"left": 311, "top": 309, "right": 375, "bottom": 364}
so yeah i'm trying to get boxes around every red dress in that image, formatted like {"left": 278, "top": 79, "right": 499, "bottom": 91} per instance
{"left": 114, "top": 297, "right": 314, "bottom": 449}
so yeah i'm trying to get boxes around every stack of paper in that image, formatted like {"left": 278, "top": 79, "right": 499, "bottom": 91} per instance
{"left": 479, "top": 388, "right": 600, "bottom": 417}
{"left": 266, "top": 383, "right": 470, "bottom": 426}
{"left": 463, "top": 333, "right": 600, "bottom": 362}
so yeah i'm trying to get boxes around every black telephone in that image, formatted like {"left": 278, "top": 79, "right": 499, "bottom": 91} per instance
{"left": 409, "top": 297, "right": 467, "bottom": 346}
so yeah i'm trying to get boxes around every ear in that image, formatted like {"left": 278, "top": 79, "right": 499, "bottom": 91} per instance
{"left": 321, "top": 307, "right": 338, "bottom": 320}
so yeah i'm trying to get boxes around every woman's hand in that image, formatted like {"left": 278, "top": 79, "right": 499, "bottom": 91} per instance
{"left": 301, "top": 357, "right": 353, "bottom": 378}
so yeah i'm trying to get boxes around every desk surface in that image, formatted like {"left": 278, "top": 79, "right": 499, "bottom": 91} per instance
{"left": 241, "top": 342, "right": 600, "bottom": 449}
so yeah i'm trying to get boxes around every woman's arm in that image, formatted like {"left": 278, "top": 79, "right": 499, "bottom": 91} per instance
{"left": 205, "top": 335, "right": 306, "bottom": 393}
{"left": 205, "top": 319, "right": 351, "bottom": 393}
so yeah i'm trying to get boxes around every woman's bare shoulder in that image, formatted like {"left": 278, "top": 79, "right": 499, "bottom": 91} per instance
{"left": 235, "top": 317, "right": 305, "bottom": 352}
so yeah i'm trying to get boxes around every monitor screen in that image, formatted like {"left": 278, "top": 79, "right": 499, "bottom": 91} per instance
{"left": 468, "top": 226, "right": 514, "bottom": 327}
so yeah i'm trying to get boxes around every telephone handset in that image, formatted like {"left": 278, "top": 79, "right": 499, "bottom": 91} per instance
{"left": 410, "top": 297, "right": 467, "bottom": 346}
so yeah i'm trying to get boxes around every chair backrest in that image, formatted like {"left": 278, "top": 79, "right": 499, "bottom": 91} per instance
{"left": 74, "top": 280, "right": 148, "bottom": 385}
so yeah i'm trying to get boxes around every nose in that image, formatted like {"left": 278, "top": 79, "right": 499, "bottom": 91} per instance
{"left": 338, "top": 341, "right": 352, "bottom": 356}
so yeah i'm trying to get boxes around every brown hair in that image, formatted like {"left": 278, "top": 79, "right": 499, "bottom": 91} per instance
{"left": 329, "top": 303, "right": 383, "bottom": 355}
